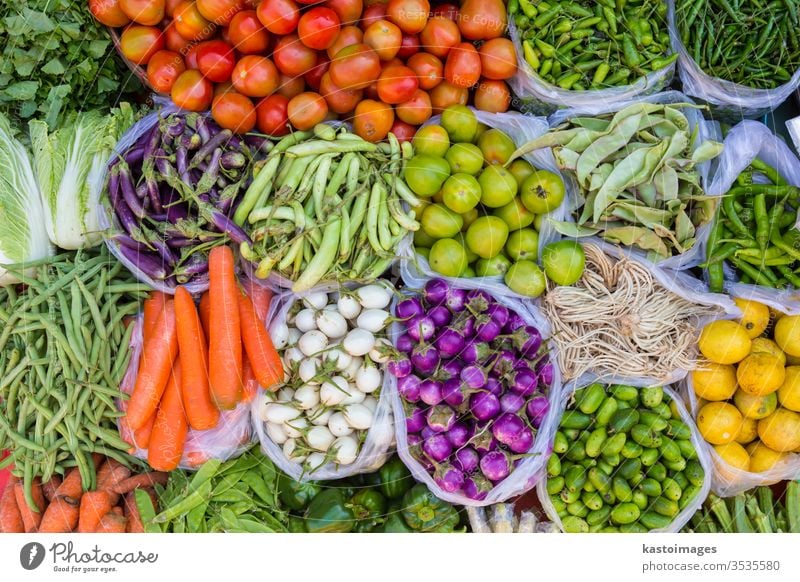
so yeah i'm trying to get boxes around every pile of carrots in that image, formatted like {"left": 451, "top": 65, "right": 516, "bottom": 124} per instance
{"left": 120, "top": 246, "right": 284, "bottom": 472}
{"left": 0, "top": 455, "right": 165, "bottom": 533}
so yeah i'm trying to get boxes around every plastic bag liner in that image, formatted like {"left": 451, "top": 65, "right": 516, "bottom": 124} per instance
{"left": 388, "top": 276, "right": 562, "bottom": 507}
{"left": 117, "top": 316, "right": 253, "bottom": 470}
{"left": 399, "top": 108, "right": 580, "bottom": 297}
{"left": 667, "top": 0, "right": 800, "bottom": 119}
{"left": 538, "top": 381, "right": 712, "bottom": 532}
{"left": 251, "top": 281, "right": 395, "bottom": 482}
{"left": 546, "top": 91, "right": 721, "bottom": 271}
{"left": 506, "top": 19, "right": 675, "bottom": 116}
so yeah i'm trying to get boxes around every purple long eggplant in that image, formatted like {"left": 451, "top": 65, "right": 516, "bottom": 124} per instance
{"left": 118, "top": 164, "right": 146, "bottom": 218}
{"left": 116, "top": 244, "right": 168, "bottom": 280}
{"left": 207, "top": 211, "right": 252, "bottom": 245}
{"left": 191, "top": 129, "right": 233, "bottom": 167}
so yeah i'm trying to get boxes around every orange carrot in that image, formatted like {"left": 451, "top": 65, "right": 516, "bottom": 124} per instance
{"left": 241, "top": 355, "right": 259, "bottom": 403}
{"left": 126, "top": 300, "right": 179, "bottom": 430}
{"left": 198, "top": 291, "right": 211, "bottom": 339}
{"left": 174, "top": 286, "right": 220, "bottom": 430}
{"left": 97, "top": 460, "right": 132, "bottom": 506}
{"left": 122, "top": 492, "right": 144, "bottom": 533}
{"left": 208, "top": 246, "right": 242, "bottom": 409}
{"left": 111, "top": 506, "right": 124, "bottom": 516}
{"left": 244, "top": 279, "right": 273, "bottom": 321}
{"left": 238, "top": 291, "right": 283, "bottom": 390}
{"left": 147, "top": 363, "right": 188, "bottom": 472}
{"left": 132, "top": 413, "right": 156, "bottom": 450}
{"left": 14, "top": 479, "right": 45, "bottom": 532}
{"left": 55, "top": 468, "right": 84, "bottom": 500}
{"left": 95, "top": 512, "right": 127, "bottom": 533}
{"left": 42, "top": 476, "right": 62, "bottom": 503}
{"left": 78, "top": 490, "right": 113, "bottom": 533}
{"left": 111, "top": 473, "right": 168, "bottom": 495}
{"left": 38, "top": 496, "right": 80, "bottom": 533}
{"left": 142, "top": 291, "right": 169, "bottom": 343}
{"left": 0, "top": 476, "right": 23, "bottom": 533}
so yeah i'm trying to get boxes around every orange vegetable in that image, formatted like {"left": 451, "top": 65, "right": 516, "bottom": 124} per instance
{"left": 97, "top": 460, "right": 132, "bottom": 506}
{"left": 244, "top": 279, "right": 273, "bottom": 321}
{"left": 0, "top": 476, "right": 24, "bottom": 533}
{"left": 242, "top": 355, "right": 259, "bottom": 403}
{"left": 143, "top": 291, "right": 169, "bottom": 342}
{"left": 78, "top": 490, "right": 114, "bottom": 533}
{"left": 132, "top": 413, "right": 156, "bottom": 450}
{"left": 208, "top": 246, "right": 243, "bottom": 409}
{"left": 238, "top": 291, "right": 283, "bottom": 390}
{"left": 123, "top": 492, "right": 144, "bottom": 533}
{"left": 199, "top": 291, "right": 211, "bottom": 338}
{"left": 14, "top": 478, "right": 44, "bottom": 532}
{"left": 42, "top": 476, "right": 62, "bottom": 503}
{"left": 38, "top": 496, "right": 80, "bottom": 533}
{"left": 147, "top": 363, "right": 189, "bottom": 472}
{"left": 112, "top": 472, "right": 168, "bottom": 495}
{"left": 55, "top": 468, "right": 84, "bottom": 500}
{"left": 95, "top": 512, "right": 128, "bottom": 533}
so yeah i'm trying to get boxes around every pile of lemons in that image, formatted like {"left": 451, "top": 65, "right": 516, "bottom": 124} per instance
{"left": 693, "top": 298, "right": 800, "bottom": 473}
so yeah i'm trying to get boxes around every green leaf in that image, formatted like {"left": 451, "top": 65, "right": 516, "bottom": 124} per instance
{"left": 3, "top": 80, "right": 39, "bottom": 100}
{"left": 21, "top": 9, "right": 56, "bottom": 33}
{"left": 547, "top": 219, "right": 602, "bottom": 238}
{"left": 87, "top": 39, "right": 110, "bottom": 59}
{"left": 41, "top": 58, "right": 65, "bottom": 76}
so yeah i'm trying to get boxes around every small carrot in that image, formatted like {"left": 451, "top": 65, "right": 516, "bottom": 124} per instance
{"left": 78, "top": 490, "right": 113, "bottom": 533}
{"left": 208, "top": 246, "right": 242, "bottom": 409}
{"left": 238, "top": 291, "right": 283, "bottom": 390}
{"left": 111, "top": 473, "right": 168, "bottom": 495}
{"left": 147, "top": 363, "right": 188, "bottom": 472}
{"left": 123, "top": 492, "right": 144, "bottom": 533}
{"left": 111, "top": 506, "right": 124, "bottom": 516}
{"left": 14, "top": 479, "right": 45, "bottom": 532}
{"left": 241, "top": 355, "right": 259, "bottom": 403}
{"left": 174, "top": 286, "right": 220, "bottom": 430}
{"left": 55, "top": 468, "right": 84, "bottom": 500}
{"left": 142, "top": 291, "right": 169, "bottom": 342}
{"left": 132, "top": 413, "right": 156, "bottom": 450}
{"left": 198, "top": 291, "right": 211, "bottom": 339}
{"left": 42, "top": 476, "right": 62, "bottom": 503}
{"left": 38, "top": 496, "right": 80, "bottom": 533}
{"left": 95, "top": 512, "right": 127, "bottom": 533}
{"left": 0, "top": 476, "right": 23, "bottom": 533}
{"left": 126, "top": 300, "right": 179, "bottom": 430}
{"left": 244, "top": 279, "right": 273, "bottom": 321}
{"left": 97, "top": 460, "right": 132, "bottom": 506}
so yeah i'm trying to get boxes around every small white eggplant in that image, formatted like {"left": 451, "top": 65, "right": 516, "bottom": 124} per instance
{"left": 302, "top": 291, "right": 329, "bottom": 310}
{"left": 332, "top": 435, "right": 359, "bottom": 465}
{"left": 284, "top": 346, "right": 305, "bottom": 367}
{"left": 293, "top": 384, "right": 320, "bottom": 410}
{"left": 308, "top": 405, "right": 334, "bottom": 426}
{"left": 262, "top": 403, "right": 301, "bottom": 423}
{"left": 324, "top": 346, "right": 353, "bottom": 371}
{"left": 343, "top": 328, "right": 375, "bottom": 356}
{"left": 320, "top": 375, "right": 349, "bottom": 406}
{"left": 343, "top": 356, "right": 363, "bottom": 380}
{"left": 355, "top": 362, "right": 382, "bottom": 393}
{"left": 368, "top": 338, "right": 394, "bottom": 364}
{"left": 337, "top": 294, "right": 361, "bottom": 320}
{"left": 307, "top": 425, "right": 335, "bottom": 452}
{"left": 344, "top": 403, "right": 374, "bottom": 430}
{"left": 361, "top": 396, "right": 379, "bottom": 413}
{"left": 269, "top": 321, "right": 290, "bottom": 349}
{"left": 328, "top": 412, "right": 354, "bottom": 437}
{"left": 277, "top": 387, "right": 296, "bottom": 402}
{"left": 287, "top": 327, "right": 302, "bottom": 346}
{"left": 283, "top": 438, "right": 306, "bottom": 463}
{"left": 341, "top": 382, "right": 366, "bottom": 405}
{"left": 294, "top": 308, "right": 318, "bottom": 332}
{"left": 356, "top": 309, "right": 392, "bottom": 333}
{"left": 306, "top": 452, "right": 328, "bottom": 471}
{"left": 316, "top": 310, "right": 348, "bottom": 339}
{"left": 265, "top": 422, "right": 288, "bottom": 445}
{"left": 298, "top": 330, "right": 329, "bottom": 356}
{"left": 356, "top": 284, "right": 392, "bottom": 309}
{"left": 284, "top": 417, "right": 309, "bottom": 439}
{"left": 298, "top": 358, "right": 321, "bottom": 384}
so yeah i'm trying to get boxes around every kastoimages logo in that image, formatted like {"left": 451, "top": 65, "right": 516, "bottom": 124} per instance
{"left": 20, "top": 542, "right": 46, "bottom": 570}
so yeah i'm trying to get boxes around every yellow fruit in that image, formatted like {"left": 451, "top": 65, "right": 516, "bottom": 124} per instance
{"left": 733, "top": 389, "right": 778, "bottom": 419}
{"left": 734, "top": 298, "right": 770, "bottom": 339}
{"left": 778, "top": 366, "right": 800, "bottom": 412}
{"left": 691, "top": 363, "right": 738, "bottom": 401}
{"left": 774, "top": 315, "right": 800, "bottom": 357}
{"left": 750, "top": 337, "right": 786, "bottom": 365}
{"left": 697, "top": 402, "right": 743, "bottom": 445}
{"left": 736, "top": 353, "right": 785, "bottom": 395}
{"left": 698, "top": 320, "right": 752, "bottom": 364}
{"left": 735, "top": 416, "right": 758, "bottom": 444}
{"left": 696, "top": 397, "right": 709, "bottom": 411}
{"left": 787, "top": 354, "right": 800, "bottom": 366}
{"left": 769, "top": 307, "right": 784, "bottom": 323}
{"left": 747, "top": 441, "right": 788, "bottom": 473}
{"left": 714, "top": 442, "right": 750, "bottom": 471}
{"left": 757, "top": 408, "right": 800, "bottom": 452}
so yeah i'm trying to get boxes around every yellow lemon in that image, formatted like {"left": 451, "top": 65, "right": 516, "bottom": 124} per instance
{"left": 757, "top": 408, "right": 800, "bottom": 452}
{"left": 734, "top": 298, "right": 770, "bottom": 339}
{"left": 735, "top": 416, "right": 758, "bottom": 444}
{"left": 714, "top": 442, "right": 750, "bottom": 471}
{"left": 691, "top": 363, "right": 738, "bottom": 401}
{"left": 698, "top": 320, "right": 752, "bottom": 364}
{"left": 750, "top": 337, "right": 786, "bottom": 365}
{"left": 697, "top": 402, "right": 743, "bottom": 445}
{"left": 777, "top": 366, "right": 800, "bottom": 412}
{"left": 732, "top": 388, "right": 778, "bottom": 419}
{"left": 736, "top": 353, "right": 785, "bottom": 396}
{"left": 774, "top": 315, "right": 800, "bottom": 357}
{"left": 747, "top": 441, "right": 788, "bottom": 472}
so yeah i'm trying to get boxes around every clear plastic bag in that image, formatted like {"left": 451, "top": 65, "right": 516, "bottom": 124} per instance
{"left": 507, "top": 20, "right": 675, "bottom": 117}
{"left": 667, "top": 0, "right": 800, "bottom": 119}
{"left": 538, "top": 381, "right": 712, "bottom": 532}
{"left": 388, "top": 276, "right": 563, "bottom": 507}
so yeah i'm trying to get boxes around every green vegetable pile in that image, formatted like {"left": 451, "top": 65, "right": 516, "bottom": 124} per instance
{"left": 685, "top": 483, "right": 800, "bottom": 533}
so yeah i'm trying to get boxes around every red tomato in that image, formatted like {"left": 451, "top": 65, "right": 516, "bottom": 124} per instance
{"left": 327, "top": 25, "right": 363, "bottom": 59}
{"left": 395, "top": 88, "right": 431, "bottom": 124}
{"left": 89, "top": 0, "right": 131, "bottom": 27}
{"left": 389, "top": 118, "right": 416, "bottom": 142}
{"left": 386, "top": 0, "right": 429, "bottom": 35}
{"left": 256, "top": 0, "right": 299, "bottom": 35}
{"left": 363, "top": 79, "right": 379, "bottom": 100}
{"left": 325, "top": 0, "right": 362, "bottom": 24}
{"left": 419, "top": 16, "right": 460, "bottom": 59}
{"left": 231, "top": 55, "right": 280, "bottom": 97}
{"left": 287, "top": 92, "right": 328, "bottom": 130}
{"left": 273, "top": 34, "right": 318, "bottom": 77}
{"left": 396, "top": 33, "right": 418, "bottom": 58}
{"left": 166, "top": 0, "right": 184, "bottom": 16}
{"left": 429, "top": 80, "right": 467, "bottom": 113}
{"left": 214, "top": 80, "right": 235, "bottom": 96}
{"left": 184, "top": 42, "right": 202, "bottom": 68}
{"left": 118, "top": 0, "right": 164, "bottom": 26}
{"left": 478, "top": 38, "right": 516, "bottom": 80}
{"left": 197, "top": 0, "right": 244, "bottom": 25}
{"left": 197, "top": 40, "right": 235, "bottom": 82}
{"left": 171, "top": 69, "right": 214, "bottom": 110}
{"left": 353, "top": 99, "right": 393, "bottom": 142}
{"left": 120, "top": 25, "right": 165, "bottom": 64}
{"left": 432, "top": 3, "right": 458, "bottom": 20}
{"left": 458, "top": 0, "right": 505, "bottom": 40}
{"left": 228, "top": 10, "right": 270, "bottom": 53}
{"left": 256, "top": 94, "right": 291, "bottom": 135}
{"left": 165, "top": 22, "right": 192, "bottom": 52}
{"left": 407, "top": 52, "right": 442, "bottom": 90}
{"left": 211, "top": 91, "right": 256, "bottom": 132}
{"left": 363, "top": 19, "right": 401, "bottom": 61}
{"left": 382, "top": 57, "right": 404, "bottom": 68}
{"left": 329, "top": 43, "right": 380, "bottom": 90}
{"left": 359, "top": 3, "right": 387, "bottom": 30}
{"left": 376, "top": 65, "right": 418, "bottom": 104}
{"left": 474, "top": 79, "right": 510, "bottom": 112}
{"left": 298, "top": 7, "right": 341, "bottom": 50}
{"left": 147, "top": 50, "right": 186, "bottom": 92}
{"left": 173, "top": 1, "right": 216, "bottom": 40}
{"left": 444, "top": 42, "right": 481, "bottom": 88}
{"left": 278, "top": 73, "right": 306, "bottom": 98}
{"left": 304, "top": 55, "right": 329, "bottom": 91}
{"left": 319, "top": 72, "right": 362, "bottom": 114}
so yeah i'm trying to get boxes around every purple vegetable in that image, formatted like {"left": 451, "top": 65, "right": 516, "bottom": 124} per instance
{"left": 492, "top": 350, "right": 517, "bottom": 376}
{"left": 387, "top": 356, "right": 413, "bottom": 378}
{"left": 175, "top": 254, "right": 209, "bottom": 282}
{"left": 421, "top": 426, "right": 436, "bottom": 440}
{"left": 150, "top": 239, "right": 177, "bottom": 266}
{"left": 119, "top": 166, "right": 146, "bottom": 218}
{"left": 463, "top": 475, "right": 491, "bottom": 500}
{"left": 475, "top": 317, "right": 502, "bottom": 342}
{"left": 480, "top": 450, "right": 512, "bottom": 482}
{"left": 427, "top": 405, "right": 456, "bottom": 433}
{"left": 500, "top": 392, "right": 526, "bottom": 413}
{"left": 221, "top": 151, "right": 247, "bottom": 169}
{"left": 124, "top": 145, "right": 145, "bottom": 166}
{"left": 116, "top": 245, "right": 168, "bottom": 280}
{"left": 470, "top": 391, "right": 500, "bottom": 421}
{"left": 526, "top": 396, "right": 550, "bottom": 428}
{"left": 435, "top": 466, "right": 465, "bottom": 493}
{"left": 466, "top": 289, "right": 493, "bottom": 307}
{"left": 395, "top": 333, "right": 415, "bottom": 353}
{"left": 453, "top": 446, "right": 479, "bottom": 473}
{"left": 411, "top": 344, "right": 440, "bottom": 375}
{"left": 510, "top": 368, "right": 538, "bottom": 397}
{"left": 407, "top": 315, "right": 435, "bottom": 342}
{"left": 424, "top": 278, "right": 450, "bottom": 305}
{"left": 208, "top": 211, "right": 252, "bottom": 245}
{"left": 462, "top": 341, "right": 491, "bottom": 364}
{"left": 411, "top": 446, "right": 434, "bottom": 470}
{"left": 470, "top": 427, "right": 497, "bottom": 455}
{"left": 445, "top": 287, "right": 467, "bottom": 312}
{"left": 191, "top": 128, "right": 233, "bottom": 166}
{"left": 439, "top": 359, "right": 462, "bottom": 379}
{"left": 508, "top": 426, "right": 534, "bottom": 454}
{"left": 179, "top": 132, "right": 202, "bottom": 151}
{"left": 446, "top": 423, "right": 473, "bottom": 448}
{"left": 422, "top": 433, "right": 452, "bottom": 463}
{"left": 504, "top": 312, "right": 526, "bottom": 333}
{"left": 112, "top": 234, "right": 142, "bottom": 250}
{"left": 429, "top": 305, "right": 452, "bottom": 327}
{"left": 435, "top": 328, "right": 465, "bottom": 359}
{"left": 461, "top": 365, "right": 487, "bottom": 389}
{"left": 419, "top": 379, "right": 443, "bottom": 406}
{"left": 165, "top": 116, "right": 185, "bottom": 137}
{"left": 244, "top": 134, "right": 269, "bottom": 152}
{"left": 484, "top": 376, "right": 502, "bottom": 396}
{"left": 406, "top": 407, "right": 426, "bottom": 432}
{"left": 396, "top": 297, "right": 424, "bottom": 320}
{"left": 451, "top": 315, "right": 475, "bottom": 337}
{"left": 441, "top": 377, "right": 465, "bottom": 407}
{"left": 537, "top": 359, "right": 555, "bottom": 387}
{"left": 166, "top": 201, "right": 190, "bottom": 224}
{"left": 407, "top": 433, "right": 423, "bottom": 448}
{"left": 512, "top": 326, "right": 543, "bottom": 357}
{"left": 491, "top": 413, "right": 525, "bottom": 446}
{"left": 486, "top": 304, "right": 509, "bottom": 327}
{"left": 398, "top": 374, "right": 421, "bottom": 402}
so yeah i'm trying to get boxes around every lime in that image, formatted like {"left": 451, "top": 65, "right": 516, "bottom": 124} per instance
{"left": 429, "top": 238, "right": 468, "bottom": 277}
{"left": 478, "top": 165, "right": 518, "bottom": 208}
{"left": 441, "top": 105, "right": 478, "bottom": 143}
{"left": 465, "top": 216, "right": 509, "bottom": 259}
{"left": 445, "top": 143, "right": 484, "bottom": 175}
{"left": 506, "top": 228, "right": 539, "bottom": 261}
{"left": 478, "top": 129, "right": 516, "bottom": 165}
{"left": 542, "top": 241, "right": 586, "bottom": 286}
{"left": 412, "top": 125, "right": 450, "bottom": 157}
{"left": 421, "top": 203, "right": 463, "bottom": 239}
{"left": 520, "top": 170, "right": 566, "bottom": 214}
{"left": 442, "top": 173, "right": 482, "bottom": 214}
{"left": 475, "top": 254, "right": 512, "bottom": 276}
{"left": 505, "top": 260, "right": 547, "bottom": 297}
{"left": 493, "top": 197, "right": 535, "bottom": 231}
{"left": 405, "top": 154, "right": 451, "bottom": 197}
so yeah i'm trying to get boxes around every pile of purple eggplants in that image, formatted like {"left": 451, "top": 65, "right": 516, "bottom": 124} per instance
{"left": 389, "top": 278, "right": 555, "bottom": 501}
{"left": 105, "top": 112, "right": 269, "bottom": 288}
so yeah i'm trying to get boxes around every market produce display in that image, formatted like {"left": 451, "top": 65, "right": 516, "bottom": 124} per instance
{"left": 685, "top": 484, "right": 800, "bottom": 533}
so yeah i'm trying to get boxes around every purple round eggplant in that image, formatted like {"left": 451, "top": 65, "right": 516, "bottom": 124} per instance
{"left": 407, "top": 433, "right": 423, "bottom": 448}
{"left": 422, "top": 433, "right": 453, "bottom": 463}
{"left": 483, "top": 376, "right": 502, "bottom": 396}
{"left": 461, "top": 341, "right": 491, "bottom": 364}
{"left": 460, "top": 365, "right": 487, "bottom": 389}
{"left": 463, "top": 475, "right": 491, "bottom": 501}
{"left": 510, "top": 368, "right": 538, "bottom": 397}
{"left": 445, "top": 287, "right": 467, "bottom": 312}
{"left": 508, "top": 426, "right": 534, "bottom": 454}
{"left": 475, "top": 317, "right": 502, "bottom": 342}
{"left": 499, "top": 392, "right": 526, "bottom": 414}
{"left": 480, "top": 450, "right": 512, "bottom": 482}
{"left": 387, "top": 356, "right": 413, "bottom": 378}
{"left": 453, "top": 446, "right": 480, "bottom": 473}
{"left": 441, "top": 377, "right": 465, "bottom": 407}
{"left": 429, "top": 305, "right": 452, "bottom": 327}
{"left": 424, "top": 279, "right": 450, "bottom": 305}
{"left": 526, "top": 396, "right": 550, "bottom": 428}
{"left": 435, "top": 328, "right": 465, "bottom": 359}
{"left": 536, "top": 358, "right": 555, "bottom": 387}
{"left": 395, "top": 333, "right": 415, "bottom": 354}
{"left": 486, "top": 303, "right": 509, "bottom": 327}
{"left": 411, "top": 344, "right": 440, "bottom": 375}
{"left": 427, "top": 405, "right": 456, "bottom": 433}
{"left": 406, "top": 407, "right": 426, "bottom": 433}
{"left": 446, "top": 422, "right": 473, "bottom": 448}
{"left": 398, "top": 374, "right": 422, "bottom": 403}
{"left": 419, "top": 379, "right": 444, "bottom": 406}
{"left": 396, "top": 297, "right": 424, "bottom": 320}
{"left": 407, "top": 315, "right": 436, "bottom": 342}
{"left": 470, "top": 427, "right": 497, "bottom": 455}
{"left": 504, "top": 312, "right": 526, "bottom": 333}
{"left": 435, "top": 466, "right": 465, "bottom": 493}
{"left": 491, "top": 412, "right": 526, "bottom": 446}
{"left": 470, "top": 391, "right": 500, "bottom": 421}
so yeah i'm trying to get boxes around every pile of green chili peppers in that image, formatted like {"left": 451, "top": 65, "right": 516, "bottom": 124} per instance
{"left": 676, "top": 0, "right": 800, "bottom": 89}
{"left": 510, "top": 0, "right": 676, "bottom": 90}
{"left": 703, "top": 160, "right": 800, "bottom": 292}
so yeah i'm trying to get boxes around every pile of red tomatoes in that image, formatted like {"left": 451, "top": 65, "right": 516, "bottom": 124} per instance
{"left": 88, "top": 0, "right": 515, "bottom": 141}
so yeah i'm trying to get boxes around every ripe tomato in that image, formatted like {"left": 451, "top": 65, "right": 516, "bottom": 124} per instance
{"left": 444, "top": 42, "right": 481, "bottom": 88}
{"left": 90, "top": 0, "right": 131, "bottom": 27}
{"left": 146, "top": 50, "right": 186, "bottom": 92}
{"left": 173, "top": 1, "right": 216, "bottom": 41}
{"left": 184, "top": 42, "right": 202, "bottom": 68}
{"left": 363, "top": 79, "right": 379, "bottom": 100}
{"left": 228, "top": 10, "right": 270, "bottom": 54}
{"left": 120, "top": 25, "right": 165, "bottom": 64}
{"left": 214, "top": 80, "right": 235, "bottom": 96}
{"left": 363, "top": 20, "right": 401, "bottom": 61}
{"left": 329, "top": 43, "right": 380, "bottom": 90}
{"left": 429, "top": 80, "right": 467, "bottom": 113}
{"left": 325, "top": 0, "right": 362, "bottom": 24}
{"left": 118, "top": 0, "right": 164, "bottom": 26}
{"left": 197, "top": 40, "right": 235, "bottom": 82}
{"left": 386, "top": 0, "right": 429, "bottom": 35}
{"left": 353, "top": 99, "right": 393, "bottom": 142}
{"left": 474, "top": 79, "right": 510, "bottom": 112}
{"left": 390, "top": 118, "right": 416, "bottom": 142}
{"left": 432, "top": 3, "right": 458, "bottom": 20}
{"left": 211, "top": 91, "right": 256, "bottom": 132}
{"left": 419, "top": 16, "right": 460, "bottom": 59}
{"left": 277, "top": 73, "right": 305, "bottom": 98}
{"left": 298, "top": 7, "right": 341, "bottom": 50}
{"left": 256, "top": 0, "right": 299, "bottom": 35}
{"left": 166, "top": 0, "right": 183, "bottom": 16}
{"left": 478, "top": 38, "right": 516, "bottom": 80}
{"left": 407, "top": 52, "right": 442, "bottom": 90}
{"left": 396, "top": 33, "right": 418, "bottom": 58}
{"left": 304, "top": 55, "right": 329, "bottom": 91}
{"left": 383, "top": 57, "right": 405, "bottom": 68}
{"left": 232, "top": 55, "right": 279, "bottom": 97}
{"left": 458, "top": 0, "right": 505, "bottom": 40}
{"left": 395, "top": 88, "right": 431, "bottom": 124}
{"left": 327, "top": 25, "right": 362, "bottom": 59}
{"left": 256, "top": 94, "right": 290, "bottom": 135}
{"left": 171, "top": 69, "right": 213, "bottom": 110}
{"left": 319, "top": 72, "right": 362, "bottom": 114}
{"left": 165, "top": 22, "right": 192, "bottom": 52}
{"left": 359, "top": 3, "right": 387, "bottom": 30}
{"left": 197, "top": 0, "right": 244, "bottom": 26}
{"left": 287, "top": 92, "right": 328, "bottom": 130}
{"left": 273, "top": 34, "right": 318, "bottom": 77}
{"left": 376, "top": 65, "right": 418, "bottom": 104}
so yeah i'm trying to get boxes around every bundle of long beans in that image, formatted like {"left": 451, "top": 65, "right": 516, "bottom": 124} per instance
{"left": 685, "top": 484, "right": 800, "bottom": 533}
{"left": 676, "top": 0, "right": 800, "bottom": 89}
